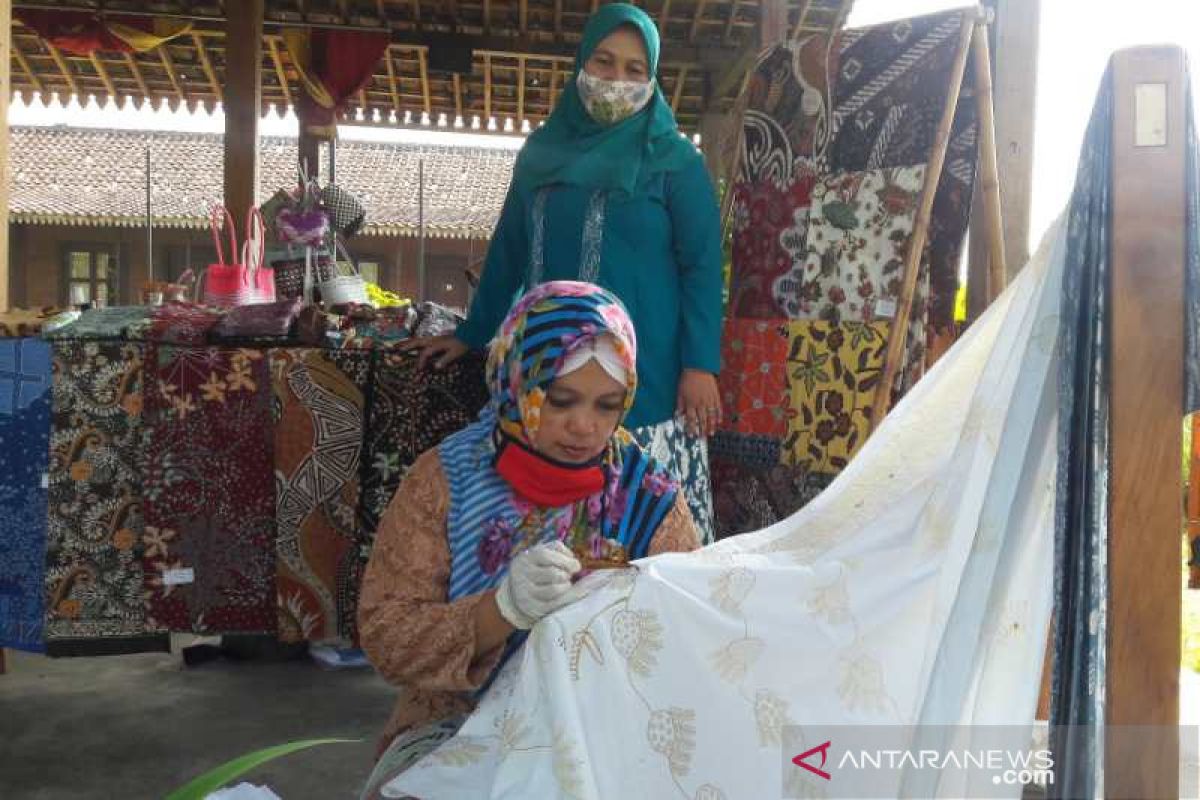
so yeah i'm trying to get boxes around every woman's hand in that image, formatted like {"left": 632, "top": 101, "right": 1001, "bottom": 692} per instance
{"left": 676, "top": 369, "right": 722, "bottom": 438}
{"left": 494, "top": 541, "right": 590, "bottom": 630}
{"left": 401, "top": 334, "right": 471, "bottom": 370}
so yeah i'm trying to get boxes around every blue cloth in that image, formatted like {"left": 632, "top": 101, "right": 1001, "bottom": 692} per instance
{"left": 1050, "top": 65, "right": 1114, "bottom": 800}
{"left": 0, "top": 338, "right": 52, "bottom": 652}
{"left": 456, "top": 155, "right": 723, "bottom": 429}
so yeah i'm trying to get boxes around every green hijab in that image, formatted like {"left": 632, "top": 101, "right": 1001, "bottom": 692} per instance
{"left": 512, "top": 3, "right": 698, "bottom": 197}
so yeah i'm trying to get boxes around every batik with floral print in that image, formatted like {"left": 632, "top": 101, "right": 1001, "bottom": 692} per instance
{"left": 782, "top": 321, "right": 889, "bottom": 472}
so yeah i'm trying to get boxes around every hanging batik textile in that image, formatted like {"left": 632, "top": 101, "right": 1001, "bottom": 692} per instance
{"left": 271, "top": 348, "right": 371, "bottom": 643}
{"left": 0, "top": 338, "right": 52, "bottom": 651}
{"left": 44, "top": 341, "right": 167, "bottom": 655}
{"left": 359, "top": 351, "right": 489, "bottom": 541}
{"left": 141, "top": 344, "right": 277, "bottom": 634}
{"left": 716, "top": 9, "right": 979, "bottom": 538}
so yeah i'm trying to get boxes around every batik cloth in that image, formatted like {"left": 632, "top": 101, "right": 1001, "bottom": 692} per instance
{"left": 717, "top": 318, "right": 790, "bottom": 438}
{"left": 831, "top": 9, "right": 979, "bottom": 332}
{"left": 360, "top": 351, "right": 489, "bottom": 540}
{"left": 793, "top": 166, "right": 926, "bottom": 322}
{"left": 729, "top": 34, "right": 835, "bottom": 320}
{"left": 271, "top": 348, "right": 370, "bottom": 643}
{"left": 0, "top": 339, "right": 52, "bottom": 651}
{"left": 709, "top": 456, "right": 833, "bottom": 540}
{"left": 782, "top": 321, "right": 890, "bottom": 472}
{"left": 141, "top": 345, "right": 276, "bottom": 634}
{"left": 146, "top": 303, "right": 224, "bottom": 345}
{"left": 729, "top": 167, "right": 820, "bottom": 319}
{"left": 44, "top": 306, "right": 153, "bottom": 340}
{"left": 627, "top": 418, "right": 714, "bottom": 546}
{"left": 795, "top": 167, "right": 930, "bottom": 394}
{"left": 739, "top": 35, "right": 837, "bottom": 185}
{"left": 0, "top": 308, "right": 58, "bottom": 338}
{"left": 44, "top": 341, "right": 156, "bottom": 644}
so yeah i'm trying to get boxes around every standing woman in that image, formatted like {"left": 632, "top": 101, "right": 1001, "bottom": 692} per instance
{"left": 406, "top": 3, "right": 724, "bottom": 542}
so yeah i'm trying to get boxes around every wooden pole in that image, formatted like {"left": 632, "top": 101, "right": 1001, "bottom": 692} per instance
{"left": 224, "top": 0, "right": 264, "bottom": 238}
{"left": 867, "top": 10, "right": 978, "bottom": 431}
{"left": 1106, "top": 45, "right": 1185, "bottom": 799}
{"left": 991, "top": 0, "right": 1039, "bottom": 280}
{"left": 970, "top": 23, "right": 1007, "bottom": 300}
{"left": 0, "top": 0, "right": 10, "bottom": 312}
{"left": 968, "top": 0, "right": 1039, "bottom": 320}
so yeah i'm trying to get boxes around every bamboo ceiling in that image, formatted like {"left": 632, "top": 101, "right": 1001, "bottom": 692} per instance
{"left": 9, "top": 0, "right": 852, "bottom": 132}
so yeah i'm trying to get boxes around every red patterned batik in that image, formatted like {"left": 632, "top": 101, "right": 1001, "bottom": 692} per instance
{"left": 142, "top": 345, "right": 277, "bottom": 634}
{"left": 717, "top": 318, "right": 790, "bottom": 438}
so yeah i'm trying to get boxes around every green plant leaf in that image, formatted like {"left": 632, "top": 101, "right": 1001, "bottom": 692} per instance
{"left": 165, "top": 738, "right": 359, "bottom": 800}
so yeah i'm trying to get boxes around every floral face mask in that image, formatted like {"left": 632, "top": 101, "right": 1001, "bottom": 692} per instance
{"left": 576, "top": 69, "right": 655, "bottom": 125}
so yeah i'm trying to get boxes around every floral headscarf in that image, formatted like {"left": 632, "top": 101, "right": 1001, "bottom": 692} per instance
{"left": 439, "top": 281, "right": 681, "bottom": 603}
{"left": 487, "top": 280, "right": 638, "bottom": 446}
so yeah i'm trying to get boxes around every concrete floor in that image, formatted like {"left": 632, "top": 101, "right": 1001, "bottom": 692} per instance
{"left": 0, "top": 645, "right": 395, "bottom": 800}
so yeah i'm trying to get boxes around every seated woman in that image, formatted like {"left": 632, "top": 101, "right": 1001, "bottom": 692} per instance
{"left": 357, "top": 281, "right": 701, "bottom": 798}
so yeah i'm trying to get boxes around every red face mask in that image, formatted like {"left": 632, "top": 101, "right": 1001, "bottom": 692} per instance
{"left": 494, "top": 432, "right": 606, "bottom": 507}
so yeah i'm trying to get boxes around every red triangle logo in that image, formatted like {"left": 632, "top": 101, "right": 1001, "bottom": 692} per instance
{"left": 793, "top": 740, "right": 833, "bottom": 781}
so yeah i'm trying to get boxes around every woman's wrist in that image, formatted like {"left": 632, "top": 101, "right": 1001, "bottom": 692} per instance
{"left": 472, "top": 589, "right": 519, "bottom": 659}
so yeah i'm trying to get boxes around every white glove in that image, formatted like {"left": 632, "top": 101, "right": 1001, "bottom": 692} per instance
{"left": 495, "top": 541, "right": 588, "bottom": 630}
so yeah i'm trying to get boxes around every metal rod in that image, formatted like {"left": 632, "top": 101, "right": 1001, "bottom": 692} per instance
{"left": 145, "top": 146, "right": 153, "bottom": 282}
{"left": 418, "top": 157, "right": 426, "bottom": 302}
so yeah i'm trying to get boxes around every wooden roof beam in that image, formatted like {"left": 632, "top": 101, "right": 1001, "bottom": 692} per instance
{"left": 548, "top": 61, "right": 558, "bottom": 111}
{"left": 157, "top": 44, "right": 187, "bottom": 104}
{"left": 417, "top": 46, "right": 431, "bottom": 116}
{"left": 484, "top": 52, "right": 492, "bottom": 120}
{"left": 517, "top": 55, "right": 526, "bottom": 125}
{"left": 43, "top": 41, "right": 79, "bottom": 98}
{"left": 519, "top": 0, "right": 528, "bottom": 35}
{"left": 191, "top": 31, "right": 223, "bottom": 103}
{"left": 689, "top": 0, "right": 708, "bottom": 43}
{"left": 11, "top": 39, "right": 43, "bottom": 95}
{"left": 266, "top": 36, "right": 292, "bottom": 106}
{"left": 670, "top": 64, "right": 688, "bottom": 111}
{"left": 484, "top": 0, "right": 491, "bottom": 34}
{"left": 384, "top": 46, "right": 401, "bottom": 113}
{"left": 554, "top": 0, "right": 563, "bottom": 41}
{"left": 658, "top": 0, "right": 672, "bottom": 37}
{"left": 453, "top": 72, "right": 463, "bottom": 120}
{"left": 88, "top": 52, "right": 118, "bottom": 100}
{"left": 723, "top": 0, "right": 740, "bottom": 44}
{"left": 122, "top": 52, "right": 150, "bottom": 101}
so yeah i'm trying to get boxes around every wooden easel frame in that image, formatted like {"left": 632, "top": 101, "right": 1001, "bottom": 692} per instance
{"left": 717, "top": 6, "right": 1010, "bottom": 434}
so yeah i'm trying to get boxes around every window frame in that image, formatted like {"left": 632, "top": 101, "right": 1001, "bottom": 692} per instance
{"left": 61, "top": 242, "right": 121, "bottom": 307}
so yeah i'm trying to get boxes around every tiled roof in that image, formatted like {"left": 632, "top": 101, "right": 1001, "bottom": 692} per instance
{"left": 8, "top": 126, "right": 517, "bottom": 239}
